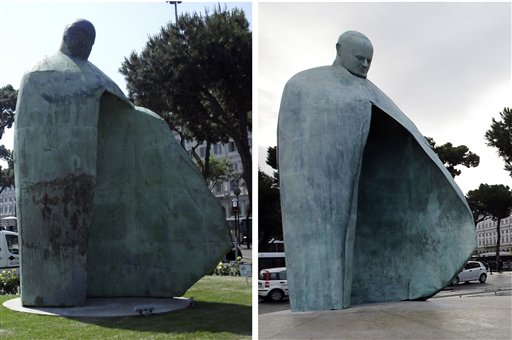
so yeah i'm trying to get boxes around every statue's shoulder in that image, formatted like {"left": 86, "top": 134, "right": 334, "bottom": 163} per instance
{"left": 287, "top": 66, "right": 334, "bottom": 86}
{"left": 21, "top": 52, "right": 128, "bottom": 104}
{"left": 28, "top": 52, "right": 81, "bottom": 74}
{"left": 19, "top": 53, "right": 82, "bottom": 92}
{"left": 283, "top": 66, "right": 337, "bottom": 96}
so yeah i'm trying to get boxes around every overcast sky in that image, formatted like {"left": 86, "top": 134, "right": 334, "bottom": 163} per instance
{"left": 258, "top": 2, "right": 512, "bottom": 195}
{"left": 0, "top": 0, "right": 251, "bottom": 148}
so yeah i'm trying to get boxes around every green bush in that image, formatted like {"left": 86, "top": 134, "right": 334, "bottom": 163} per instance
{"left": 213, "top": 257, "right": 242, "bottom": 276}
{"left": 0, "top": 268, "right": 19, "bottom": 295}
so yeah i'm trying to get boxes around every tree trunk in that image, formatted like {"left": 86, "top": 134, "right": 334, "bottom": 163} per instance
{"left": 204, "top": 140, "right": 212, "bottom": 180}
{"left": 190, "top": 144, "right": 204, "bottom": 173}
{"left": 232, "top": 131, "right": 252, "bottom": 208}
{"left": 496, "top": 218, "right": 501, "bottom": 272}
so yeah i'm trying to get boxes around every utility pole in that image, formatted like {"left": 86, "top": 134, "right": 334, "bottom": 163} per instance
{"left": 232, "top": 187, "right": 241, "bottom": 261}
{"left": 166, "top": 1, "right": 182, "bottom": 26}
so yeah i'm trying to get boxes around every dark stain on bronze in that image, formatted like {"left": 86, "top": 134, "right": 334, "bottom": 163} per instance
{"left": 30, "top": 173, "right": 95, "bottom": 256}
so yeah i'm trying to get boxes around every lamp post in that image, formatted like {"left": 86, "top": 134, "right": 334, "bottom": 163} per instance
{"left": 166, "top": 1, "right": 182, "bottom": 26}
{"left": 232, "top": 187, "right": 241, "bottom": 261}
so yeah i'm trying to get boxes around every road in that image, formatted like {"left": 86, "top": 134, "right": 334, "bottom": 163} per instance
{"left": 435, "top": 271, "right": 512, "bottom": 298}
{"left": 258, "top": 271, "right": 512, "bottom": 315}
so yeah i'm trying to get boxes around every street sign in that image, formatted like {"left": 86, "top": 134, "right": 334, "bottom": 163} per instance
{"left": 240, "top": 263, "right": 252, "bottom": 277}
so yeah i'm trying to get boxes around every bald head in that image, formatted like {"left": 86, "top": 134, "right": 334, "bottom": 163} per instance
{"left": 59, "top": 19, "right": 96, "bottom": 60}
{"left": 334, "top": 31, "right": 373, "bottom": 78}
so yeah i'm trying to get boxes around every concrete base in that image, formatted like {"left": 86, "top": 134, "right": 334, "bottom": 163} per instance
{"left": 259, "top": 296, "right": 512, "bottom": 339}
{"left": 3, "top": 297, "right": 192, "bottom": 317}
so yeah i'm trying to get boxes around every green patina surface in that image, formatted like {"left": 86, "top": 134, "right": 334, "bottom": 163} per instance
{"left": 278, "top": 61, "right": 475, "bottom": 311}
{"left": 14, "top": 20, "right": 231, "bottom": 307}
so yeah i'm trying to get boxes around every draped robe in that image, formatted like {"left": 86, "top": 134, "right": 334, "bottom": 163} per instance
{"left": 278, "top": 65, "right": 475, "bottom": 311}
{"left": 15, "top": 52, "right": 232, "bottom": 307}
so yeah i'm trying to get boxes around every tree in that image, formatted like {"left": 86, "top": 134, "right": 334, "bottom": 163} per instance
{"left": 119, "top": 5, "right": 252, "bottom": 205}
{"left": 0, "top": 85, "right": 17, "bottom": 193}
{"left": 426, "top": 137, "right": 480, "bottom": 177}
{"left": 205, "top": 156, "right": 237, "bottom": 191}
{"left": 259, "top": 146, "right": 283, "bottom": 249}
{"left": 485, "top": 107, "right": 512, "bottom": 176}
{"left": 0, "top": 145, "right": 14, "bottom": 193}
{"left": 1, "top": 85, "right": 17, "bottom": 139}
{"left": 467, "top": 184, "right": 512, "bottom": 272}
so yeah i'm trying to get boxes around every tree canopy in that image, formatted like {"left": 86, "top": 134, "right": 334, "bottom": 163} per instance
{"left": 0, "top": 85, "right": 17, "bottom": 140}
{"left": 0, "top": 85, "right": 17, "bottom": 193}
{"left": 426, "top": 137, "right": 479, "bottom": 177}
{"left": 485, "top": 107, "right": 512, "bottom": 177}
{"left": 205, "top": 156, "right": 237, "bottom": 191}
{"left": 467, "top": 184, "right": 512, "bottom": 224}
{"left": 258, "top": 146, "right": 282, "bottom": 249}
{"left": 467, "top": 184, "right": 512, "bottom": 270}
{"left": 119, "top": 5, "right": 252, "bottom": 204}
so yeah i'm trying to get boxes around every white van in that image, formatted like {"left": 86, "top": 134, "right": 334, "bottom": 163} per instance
{"left": 0, "top": 230, "right": 19, "bottom": 271}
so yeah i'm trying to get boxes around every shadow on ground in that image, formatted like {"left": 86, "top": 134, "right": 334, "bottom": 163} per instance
{"left": 68, "top": 301, "right": 251, "bottom": 336}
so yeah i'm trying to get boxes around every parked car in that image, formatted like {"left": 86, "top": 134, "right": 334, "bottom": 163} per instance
{"left": 0, "top": 230, "right": 19, "bottom": 272}
{"left": 258, "top": 267, "right": 288, "bottom": 301}
{"left": 450, "top": 261, "right": 487, "bottom": 285}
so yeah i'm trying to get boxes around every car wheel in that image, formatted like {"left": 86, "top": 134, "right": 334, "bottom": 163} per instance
{"left": 268, "top": 289, "right": 284, "bottom": 302}
{"left": 451, "top": 276, "right": 459, "bottom": 286}
{"left": 479, "top": 273, "right": 487, "bottom": 283}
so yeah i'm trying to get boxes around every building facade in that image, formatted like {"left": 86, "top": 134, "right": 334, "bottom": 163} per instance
{"left": 0, "top": 186, "right": 16, "bottom": 230}
{"left": 475, "top": 215, "right": 512, "bottom": 254}
{"left": 181, "top": 133, "right": 252, "bottom": 245}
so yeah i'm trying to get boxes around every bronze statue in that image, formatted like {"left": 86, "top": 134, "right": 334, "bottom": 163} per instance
{"left": 278, "top": 31, "right": 475, "bottom": 311}
{"left": 15, "top": 19, "right": 231, "bottom": 307}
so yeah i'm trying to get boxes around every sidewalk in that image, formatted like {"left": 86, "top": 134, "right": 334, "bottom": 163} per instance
{"left": 259, "top": 295, "right": 512, "bottom": 339}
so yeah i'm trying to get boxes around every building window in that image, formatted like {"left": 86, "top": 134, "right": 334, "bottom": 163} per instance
{"left": 199, "top": 147, "right": 205, "bottom": 158}
{"left": 230, "top": 180, "right": 237, "bottom": 192}
{"left": 228, "top": 141, "right": 236, "bottom": 152}
{"left": 214, "top": 182, "right": 222, "bottom": 194}
{"left": 212, "top": 144, "right": 222, "bottom": 155}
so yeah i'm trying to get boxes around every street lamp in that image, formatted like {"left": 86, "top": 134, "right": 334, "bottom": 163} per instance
{"left": 166, "top": 1, "right": 182, "bottom": 26}
{"left": 232, "top": 187, "right": 241, "bottom": 261}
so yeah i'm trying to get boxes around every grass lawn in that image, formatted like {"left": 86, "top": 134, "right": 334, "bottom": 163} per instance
{"left": 0, "top": 275, "right": 251, "bottom": 339}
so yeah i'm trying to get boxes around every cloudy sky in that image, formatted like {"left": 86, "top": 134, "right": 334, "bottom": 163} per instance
{"left": 258, "top": 2, "right": 511, "bottom": 195}
{"left": 0, "top": 1, "right": 251, "bottom": 147}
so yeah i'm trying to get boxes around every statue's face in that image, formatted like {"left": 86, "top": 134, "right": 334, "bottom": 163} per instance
{"left": 63, "top": 27, "right": 95, "bottom": 60}
{"left": 339, "top": 37, "right": 373, "bottom": 78}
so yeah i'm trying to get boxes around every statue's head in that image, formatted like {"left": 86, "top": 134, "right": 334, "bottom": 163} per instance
{"left": 59, "top": 19, "right": 96, "bottom": 60}
{"left": 334, "top": 31, "right": 373, "bottom": 78}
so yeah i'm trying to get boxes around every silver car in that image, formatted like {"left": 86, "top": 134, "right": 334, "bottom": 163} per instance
{"left": 450, "top": 261, "right": 487, "bottom": 285}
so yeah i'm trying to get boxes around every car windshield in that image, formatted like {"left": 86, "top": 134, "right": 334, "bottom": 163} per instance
{"left": 464, "top": 262, "right": 480, "bottom": 270}
{"left": 5, "top": 234, "right": 19, "bottom": 254}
